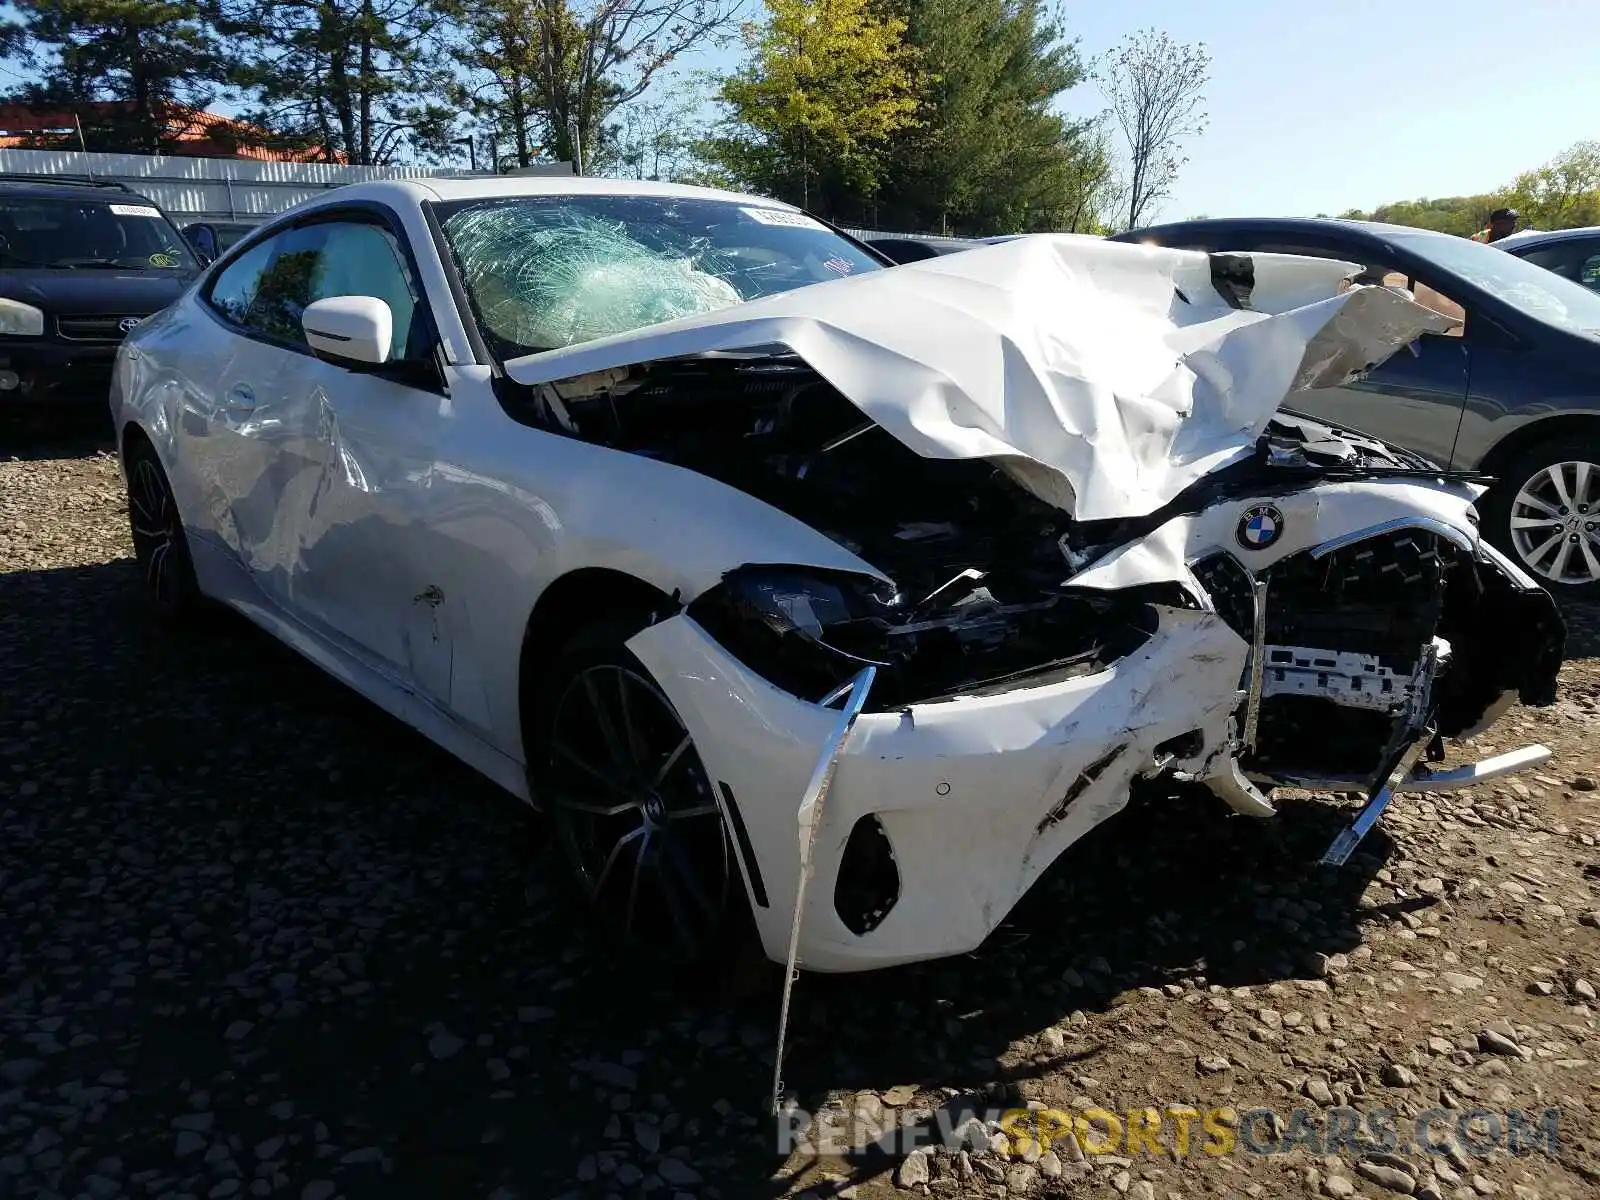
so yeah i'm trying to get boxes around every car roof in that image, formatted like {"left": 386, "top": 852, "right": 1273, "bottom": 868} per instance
{"left": 286, "top": 174, "right": 800, "bottom": 215}
{"left": 0, "top": 178, "right": 160, "bottom": 206}
{"left": 1120, "top": 215, "right": 1454, "bottom": 242}
{"left": 1500, "top": 226, "right": 1600, "bottom": 250}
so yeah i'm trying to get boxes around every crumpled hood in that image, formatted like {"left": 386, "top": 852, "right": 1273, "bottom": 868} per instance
{"left": 504, "top": 234, "right": 1455, "bottom": 522}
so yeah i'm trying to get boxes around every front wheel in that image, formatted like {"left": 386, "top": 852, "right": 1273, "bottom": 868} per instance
{"left": 528, "top": 621, "right": 755, "bottom": 968}
{"left": 1485, "top": 436, "right": 1600, "bottom": 598}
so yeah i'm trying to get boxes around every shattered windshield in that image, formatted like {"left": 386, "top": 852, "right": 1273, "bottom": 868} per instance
{"left": 1389, "top": 228, "right": 1600, "bottom": 338}
{"left": 0, "top": 196, "right": 197, "bottom": 271}
{"left": 435, "top": 194, "right": 882, "bottom": 357}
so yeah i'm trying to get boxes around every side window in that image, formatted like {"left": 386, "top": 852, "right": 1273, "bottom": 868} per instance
{"left": 204, "top": 217, "right": 427, "bottom": 362}
{"left": 206, "top": 238, "right": 278, "bottom": 326}
{"left": 1521, "top": 240, "right": 1600, "bottom": 292}
{"left": 1252, "top": 240, "right": 1468, "bottom": 337}
{"left": 1409, "top": 277, "right": 1466, "bottom": 335}
{"left": 249, "top": 223, "right": 325, "bottom": 348}
{"left": 306, "top": 223, "right": 421, "bottom": 360}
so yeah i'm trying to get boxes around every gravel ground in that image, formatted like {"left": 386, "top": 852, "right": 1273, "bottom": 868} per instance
{"left": 3, "top": 436, "right": 1599, "bottom": 1200}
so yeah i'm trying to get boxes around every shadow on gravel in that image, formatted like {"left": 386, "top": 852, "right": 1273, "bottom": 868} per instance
{"left": 1555, "top": 596, "right": 1600, "bottom": 661}
{"left": 0, "top": 555, "right": 1400, "bottom": 1200}
{"left": 755, "top": 786, "right": 1390, "bottom": 1196}
{"left": 0, "top": 412, "right": 116, "bottom": 462}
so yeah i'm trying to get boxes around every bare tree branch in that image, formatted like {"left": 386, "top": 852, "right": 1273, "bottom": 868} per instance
{"left": 1096, "top": 28, "right": 1210, "bottom": 231}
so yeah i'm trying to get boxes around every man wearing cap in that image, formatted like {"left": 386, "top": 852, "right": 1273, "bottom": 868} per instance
{"left": 1471, "top": 208, "right": 1519, "bottom": 243}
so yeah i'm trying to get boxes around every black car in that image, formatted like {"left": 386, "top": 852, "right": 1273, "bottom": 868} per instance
{"left": 1501, "top": 226, "right": 1600, "bottom": 293}
{"left": 183, "top": 219, "right": 264, "bottom": 259}
{"left": 865, "top": 234, "right": 977, "bottom": 264}
{"left": 0, "top": 175, "right": 201, "bottom": 414}
{"left": 1111, "top": 217, "right": 1600, "bottom": 595}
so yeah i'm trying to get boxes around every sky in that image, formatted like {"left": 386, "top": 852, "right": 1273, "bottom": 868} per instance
{"left": 2, "top": 0, "right": 1596, "bottom": 222}
{"left": 1045, "top": 0, "right": 1600, "bottom": 221}
{"left": 681, "top": 0, "right": 1600, "bottom": 221}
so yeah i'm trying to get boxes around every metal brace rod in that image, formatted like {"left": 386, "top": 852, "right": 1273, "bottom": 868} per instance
{"left": 1320, "top": 732, "right": 1432, "bottom": 867}
{"left": 770, "top": 666, "right": 877, "bottom": 1118}
{"left": 1243, "top": 576, "right": 1269, "bottom": 751}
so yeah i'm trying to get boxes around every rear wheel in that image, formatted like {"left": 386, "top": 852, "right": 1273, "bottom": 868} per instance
{"left": 529, "top": 621, "right": 753, "bottom": 967}
{"left": 123, "top": 436, "right": 203, "bottom": 620}
{"left": 1486, "top": 436, "right": 1600, "bottom": 597}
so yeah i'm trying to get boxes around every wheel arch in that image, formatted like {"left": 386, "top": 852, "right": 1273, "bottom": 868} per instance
{"left": 119, "top": 418, "right": 155, "bottom": 465}
{"left": 1476, "top": 413, "right": 1600, "bottom": 483}
{"left": 515, "top": 567, "right": 681, "bottom": 769}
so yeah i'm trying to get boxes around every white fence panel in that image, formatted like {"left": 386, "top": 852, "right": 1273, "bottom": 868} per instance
{"left": 0, "top": 149, "right": 572, "bottom": 223}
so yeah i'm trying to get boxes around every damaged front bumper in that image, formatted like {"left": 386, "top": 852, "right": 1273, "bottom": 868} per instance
{"left": 630, "top": 492, "right": 1563, "bottom": 973}
{"left": 629, "top": 604, "right": 1250, "bottom": 972}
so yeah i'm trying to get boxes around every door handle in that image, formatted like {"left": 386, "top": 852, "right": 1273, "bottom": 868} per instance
{"left": 225, "top": 383, "right": 255, "bottom": 410}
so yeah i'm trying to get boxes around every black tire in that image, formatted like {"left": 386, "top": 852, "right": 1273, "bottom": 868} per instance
{"left": 1483, "top": 435, "right": 1600, "bottom": 599}
{"left": 123, "top": 435, "right": 203, "bottom": 621}
{"left": 526, "top": 618, "right": 757, "bottom": 969}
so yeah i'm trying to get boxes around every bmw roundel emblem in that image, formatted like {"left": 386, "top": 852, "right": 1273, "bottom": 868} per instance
{"left": 1236, "top": 504, "right": 1285, "bottom": 551}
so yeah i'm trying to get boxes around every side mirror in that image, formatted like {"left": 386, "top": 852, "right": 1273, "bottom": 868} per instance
{"left": 184, "top": 223, "right": 219, "bottom": 263}
{"left": 302, "top": 296, "right": 393, "bottom": 367}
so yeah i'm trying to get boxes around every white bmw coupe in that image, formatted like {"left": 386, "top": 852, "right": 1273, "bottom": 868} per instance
{"left": 113, "top": 176, "right": 1563, "bottom": 974}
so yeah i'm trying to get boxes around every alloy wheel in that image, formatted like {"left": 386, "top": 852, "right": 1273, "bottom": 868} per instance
{"left": 127, "top": 454, "right": 186, "bottom": 608}
{"left": 545, "top": 661, "right": 733, "bottom": 962}
{"left": 1508, "top": 459, "right": 1600, "bottom": 587}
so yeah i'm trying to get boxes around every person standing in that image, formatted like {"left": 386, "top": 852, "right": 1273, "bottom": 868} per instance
{"left": 1471, "top": 207, "right": 1519, "bottom": 243}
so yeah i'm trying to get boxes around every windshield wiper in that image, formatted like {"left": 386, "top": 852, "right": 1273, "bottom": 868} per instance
{"left": 58, "top": 258, "right": 140, "bottom": 270}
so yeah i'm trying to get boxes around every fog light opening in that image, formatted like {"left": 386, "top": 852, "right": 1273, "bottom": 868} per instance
{"left": 833, "top": 814, "right": 899, "bottom": 936}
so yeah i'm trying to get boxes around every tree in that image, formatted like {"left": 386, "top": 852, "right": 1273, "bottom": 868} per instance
{"left": 451, "top": 0, "right": 737, "bottom": 175}
{"left": 1341, "top": 141, "right": 1600, "bottom": 236}
{"left": 871, "top": 0, "right": 1112, "bottom": 236}
{"left": 1096, "top": 27, "right": 1210, "bottom": 230}
{"left": 223, "top": 0, "right": 456, "bottom": 165}
{"left": 450, "top": 0, "right": 549, "bottom": 169}
{"left": 606, "top": 83, "right": 707, "bottom": 180}
{"left": 701, "top": 0, "right": 919, "bottom": 214}
{"left": 1506, "top": 140, "right": 1600, "bottom": 230}
{"left": 3, "top": 0, "right": 234, "bottom": 152}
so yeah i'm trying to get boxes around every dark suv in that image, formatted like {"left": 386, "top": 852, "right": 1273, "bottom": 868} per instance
{"left": 0, "top": 175, "right": 201, "bottom": 414}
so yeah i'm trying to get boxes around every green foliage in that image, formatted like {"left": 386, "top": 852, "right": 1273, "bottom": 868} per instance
{"left": 699, "top": 0, "right": 920, "bottom": 211}
{"left": 1348, "top": 141, "right": 1600, "bottom": 236}
{"left": 871, "top": 0, "right": 1115, "bottom": 235}
{"left": 220, "top": 0, "right": 456, "bottom": 165}
{"left": 451, "top": 0, "right": 738, "bottom": 175}
{"left": 449, "top": 0, "right": 552, "bottom": 169}
{"left": 3, "top": 0, "right": 235, "bottom": 152}
{"left": 1505, "top": 140, "right": 1600, "bottom": 230}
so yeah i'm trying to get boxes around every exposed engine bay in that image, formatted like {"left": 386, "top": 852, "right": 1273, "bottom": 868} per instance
{"left": 499, "top": 351, "right": 1564, "bottom": 799}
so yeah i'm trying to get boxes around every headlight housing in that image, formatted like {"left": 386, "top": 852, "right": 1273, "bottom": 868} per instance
{"left": 0, "top": 299, "right": 45, "bottom": 337}
{"left": 686, "top": 564, "right": 1179, "bottom": 709}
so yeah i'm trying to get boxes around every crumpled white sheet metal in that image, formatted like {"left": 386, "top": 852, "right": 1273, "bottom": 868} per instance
{"left": 505, "top": 235, "right": 1455, "bottom": 521}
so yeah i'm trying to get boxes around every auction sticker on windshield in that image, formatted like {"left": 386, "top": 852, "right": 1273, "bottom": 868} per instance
{"left": 741, "top": 206, "right": 827, "bottom": 230}
{"left": 109, "top": 204, "right": 163, "bottom": 218}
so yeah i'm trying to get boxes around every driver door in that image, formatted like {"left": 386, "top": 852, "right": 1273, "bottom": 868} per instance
{"left": 195, "top": 210, "right": 459, "bottom": 709}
